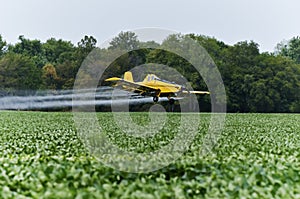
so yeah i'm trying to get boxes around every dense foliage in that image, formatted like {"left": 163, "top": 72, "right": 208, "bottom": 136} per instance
{"left": 0, "top": 111, "right": 299, "bottom": 198}
{"left": 0, "top": 33, "right": 299, "bottom": 112}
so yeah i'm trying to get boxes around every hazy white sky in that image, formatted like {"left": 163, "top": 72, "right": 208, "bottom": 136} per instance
{"left": 1, "top": 0, "right": 300, "bottom": 52}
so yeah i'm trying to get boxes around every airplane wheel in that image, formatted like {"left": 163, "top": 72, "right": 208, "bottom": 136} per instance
{"left": 153, "top": 96, "right": 159, "bottom": 102}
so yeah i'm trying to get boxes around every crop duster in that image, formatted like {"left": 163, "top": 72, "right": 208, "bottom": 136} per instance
{"left": 105, "top": 71, "right": 210, "bottom": 103}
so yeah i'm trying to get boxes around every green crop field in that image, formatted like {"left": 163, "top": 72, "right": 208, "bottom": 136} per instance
{"left": 0, "top": 111, "right": 299, "bottom": 198}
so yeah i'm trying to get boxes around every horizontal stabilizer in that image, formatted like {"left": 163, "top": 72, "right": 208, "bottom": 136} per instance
{"left": 105, "top": 77, "right": 122, "bottom": 81}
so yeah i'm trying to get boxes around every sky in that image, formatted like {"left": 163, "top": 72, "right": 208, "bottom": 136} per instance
{"left": 1, "top": 0, "right": 300, "bottom": 52}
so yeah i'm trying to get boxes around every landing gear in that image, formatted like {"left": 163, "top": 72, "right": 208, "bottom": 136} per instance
{"left": 153, "top": 96, "right": 159, "bottom": 102}
{"left": 168, "top": 98, "right": 175, "bottom": 112}
{"left": 169, "top": 98, "right": 175, "bottom": 105}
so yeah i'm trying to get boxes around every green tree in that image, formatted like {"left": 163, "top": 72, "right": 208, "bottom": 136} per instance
{"left": 78, "top": 35, "right": 97, "bottom": 53}
{"left": 0, "top": 35, "right": 7, "bottom": 57}
{"left": 188, "top": 34, "right": 228, "bottom": 62}
{"left": 276, "top": 36, "right": 300, "bottom": 63}
{"left": 42, "top": 63, "right": 59, "bottom": 89}
{"left": 139, "top": 41, "right": 160, "bottom": 49}
{"left": 55, "top": 60, "right": 78, "bottom": 89}
{"left": 101, "top": 32, "right": 145, "bottom": 83}
{"left": 109, "top": 31, "right": 139, "bottom": 51}
{"left": 42, "top": 38, "right": 75, "bottom": 64}
{"left": 218, "top": 41, "right": 260, "bottom": 112}
{"left": 75, "top": 35, "right": 98, "bottom": 69}
{"left": 10, "top": 35, "right": 46, "bottom": 67}
{"left": 0, "top": 53, "right": 42, "bottom": 92}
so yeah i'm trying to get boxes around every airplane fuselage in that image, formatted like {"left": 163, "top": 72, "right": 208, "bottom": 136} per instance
{"left": 105, "top": 71, "right": 209, "bottom": 103}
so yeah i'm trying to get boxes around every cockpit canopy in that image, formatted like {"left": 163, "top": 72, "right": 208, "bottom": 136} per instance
{"left": 143, "top": 74, "right": 160, "bottom": 82}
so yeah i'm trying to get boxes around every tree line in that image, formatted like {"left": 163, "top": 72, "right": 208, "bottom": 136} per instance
{"left": 0, "top": 32, "right": 299, "bottom": 113}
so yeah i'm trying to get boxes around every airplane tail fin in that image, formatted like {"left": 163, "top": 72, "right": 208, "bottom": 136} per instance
{"left": 124, "top": 71, "right": 134, "bottom": 82}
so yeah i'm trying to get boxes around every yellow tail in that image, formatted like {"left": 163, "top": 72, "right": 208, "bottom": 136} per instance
{"left": 124, "top": 71, "right": 134, "bottom": 82}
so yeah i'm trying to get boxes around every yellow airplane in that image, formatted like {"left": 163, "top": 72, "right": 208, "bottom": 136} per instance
{"left": 105, "top": 71, "right": 210, "bottom": 103}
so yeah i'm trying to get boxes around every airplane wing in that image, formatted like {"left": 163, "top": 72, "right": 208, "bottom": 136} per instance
{"left": 105, "top": 78, "right": 160, "bottom": 96}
